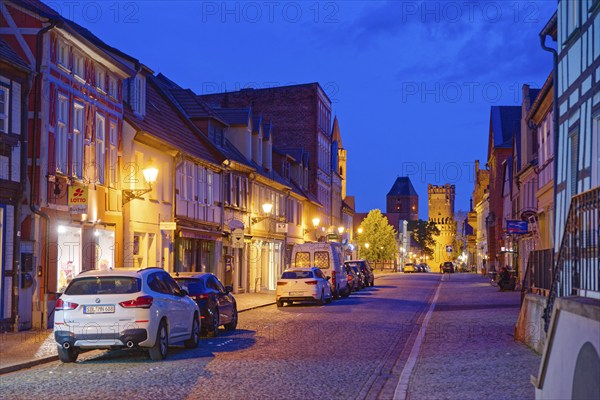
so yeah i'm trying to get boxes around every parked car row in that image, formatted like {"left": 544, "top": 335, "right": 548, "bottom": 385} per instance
{"left": 403, "top": 263, "right": 431, "bottom": 273}
{"left": 277, "top": 241, "right": 375, "bottom": 307}
{"left": 53, "top": 267, "right": 238, "bottom": 363}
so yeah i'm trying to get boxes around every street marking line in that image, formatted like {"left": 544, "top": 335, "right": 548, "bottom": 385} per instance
{"left": 393, "top": 279, "right": 443, "bottom": 400}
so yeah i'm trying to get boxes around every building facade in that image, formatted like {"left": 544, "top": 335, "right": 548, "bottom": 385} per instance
{"left": 0, "top": 38, "right": 31, "bottom": 331}
{"left": 428, "top": 184, "right": 457, "bottom": 269}
{"left": 487, "top": 106, "right": 521, "bottom": 273}
{"left": 386, "top": 176, "right": 419, "bottom": 222}
{"left": 198, "top": 83, "right": 340, "bottom": 232}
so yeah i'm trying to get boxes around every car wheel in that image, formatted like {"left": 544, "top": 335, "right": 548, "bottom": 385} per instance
{"left": 57, "top": 345, "right": 78, "bottom": 363}
{"left": 341, "top": 285, "right": 350, "bottom": 298}
{"left": 277, "top": 300, "right": 284, "bottom": 307}
{"left": 317, "top": 289, "right": 325, "bottom": 305}
{"left": 208, "top": 308, "right": 220, "bottom": 337}
{"left": 326, "top": 288, "right": 333, "bottom": 304}
{"left": 184, "top": 314, "right": 200, "bottom": 349}
{"left": 149, "top": 320, "right": 168, "bottom": 361}
{"left": 224, "top": 306, "right": 238, "bottom": 331}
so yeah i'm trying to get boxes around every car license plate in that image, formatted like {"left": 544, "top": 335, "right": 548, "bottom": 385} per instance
{"left": 83, "top": 305, "right": 115, "bottom": 314}
{"left": 289, "top": 291, "right": 304, "bottom": 296}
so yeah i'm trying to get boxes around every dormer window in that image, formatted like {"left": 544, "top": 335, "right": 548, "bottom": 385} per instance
{"left": 131, "top": 74, "right": 146, "bottom": 117}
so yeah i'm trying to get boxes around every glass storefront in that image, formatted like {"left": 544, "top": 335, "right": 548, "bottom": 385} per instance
{"left": 95, "top": 228, "right": 115, "bottom": 270}
{"left": 176, "top": 237, "right": 216, "bottom": 273}
{"left": 56, "top": 226, "right": 82, "bottom": 293}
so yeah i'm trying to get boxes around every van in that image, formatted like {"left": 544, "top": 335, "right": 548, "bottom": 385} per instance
{"left": 290, "top": 242, "right": 350, "bottom": 298}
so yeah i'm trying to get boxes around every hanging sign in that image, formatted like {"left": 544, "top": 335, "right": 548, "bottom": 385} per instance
{"left": 68, "top": 186, "right": 88, "bottom": 214}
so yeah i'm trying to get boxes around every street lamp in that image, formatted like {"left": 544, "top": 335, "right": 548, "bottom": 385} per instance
{"left": 251, "top": 202, "right": 274, "bottom": 224}
{"left": 312, "top": 217, "right": 321, "bottom": 241}
{"left": 357, "top": 227, "right": 363, "bottom": 235}
{"left": 122, "top": 160, "right": 159, "bottom": 205}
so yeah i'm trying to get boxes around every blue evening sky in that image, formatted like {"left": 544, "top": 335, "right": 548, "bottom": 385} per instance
{"left": 45, "top": 0, "right": 557, "bottom": 218}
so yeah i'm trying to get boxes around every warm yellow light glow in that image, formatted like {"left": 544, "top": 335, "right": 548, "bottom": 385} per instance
{"left": 142, "top": 162, "right": 159, "bottom": 185}
{"left": 312, "top": 217, "right": 320, "bottom": 228}
{"left": 262, "top": 202, "right": 273, "bottom": 214}
{"left": 357, "top": 227, "right": 363, "bottom": 234}
{"left": 364, "top": 243, "right": 370, "bottom": 249}
{"left": 338, "top": 226, "right": 344, "bottom": 234}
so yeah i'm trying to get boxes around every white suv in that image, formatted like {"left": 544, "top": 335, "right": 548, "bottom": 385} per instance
{"left": 54, "top": 268, "right": 200, "bottom": 362}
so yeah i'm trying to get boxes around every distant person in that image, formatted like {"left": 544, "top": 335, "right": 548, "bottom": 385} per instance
{"left": 498, "top": 267, "right": 511, "bottom": 291}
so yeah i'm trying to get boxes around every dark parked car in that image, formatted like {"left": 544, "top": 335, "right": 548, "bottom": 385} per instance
{"left": 344, "top": 264, "right": 361, "bottom": 292}
{"left": 442, "top": 262, "right": 455, "bottom": 273}
{"left": 350, "top": 265, "right": 366, "bottom": 289}
{"left": 344, "top": 260, "right": 375, "bottom": 287}
{"left": 173, "top": 273, "right": 238, "bottom": 337}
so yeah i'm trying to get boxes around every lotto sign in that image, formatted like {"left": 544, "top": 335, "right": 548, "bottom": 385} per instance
{"left": 68, "top": 186, "right": 88, "bottom": 214}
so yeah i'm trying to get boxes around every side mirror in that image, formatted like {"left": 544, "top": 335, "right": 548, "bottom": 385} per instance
{"left": 225, "top": 285, "right": 233, "bottom": 293}
{"left": 179, "top": 289, "right": 189, "bottom": 297}
{"left": 326, "top": 276, "right": 331, "bottom": 281}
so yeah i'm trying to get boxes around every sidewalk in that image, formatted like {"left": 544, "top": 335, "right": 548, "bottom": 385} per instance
{"left": 0, "top": 290, "right": 276, "bottom": 375}
{"left": 404, "top": 273, "right": 541, "bottom": 400}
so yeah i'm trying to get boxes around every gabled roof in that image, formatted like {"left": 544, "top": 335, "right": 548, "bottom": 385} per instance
{"left": 387, "top": 177, "right": 418, "bottom": 197}
{"left": 0, "top": 37, "right": 30, "bottom": 71}
{"left": 126, "top": 75, "right": 225, "bottom": 165}
{"left": 262, "top": 120, "right": 272, "bottom": 141}
{"left": 154, "top": 74, "right": 227, "bottom": 124}
{"left": 251, "top": 115, "right": 262, "bottom": 134}
{"left": 213, "top": 107, "right": 251, "bottom": 127}
{"left": 10, "top": 0, "right": 135, "bottom": 75}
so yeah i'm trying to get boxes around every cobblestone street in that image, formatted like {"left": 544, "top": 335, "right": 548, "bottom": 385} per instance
{"left": 0, "top": 274, "right": 539, "bottom": 400}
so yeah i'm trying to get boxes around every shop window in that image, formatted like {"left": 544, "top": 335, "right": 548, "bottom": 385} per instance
{"left": 95, "top": 229, "right": 115, "bottom": 270}
{"left": 56, "top": 226, "right": 82, "bottom": 293}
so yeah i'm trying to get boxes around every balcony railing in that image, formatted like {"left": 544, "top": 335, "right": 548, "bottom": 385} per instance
{"left": 543, "top": 187, "right": 600, "bottom": 332}
{"left": 522, "top": 248, "right": 554, "bottom": 302}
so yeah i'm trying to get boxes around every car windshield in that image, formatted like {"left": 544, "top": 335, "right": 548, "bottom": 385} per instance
{"left": 351, "top": 266, "right": 360, "bottom": 273}
{"left": 65, "top": 276, "right": 141, "bottom": 295}
{"left": 282, "top": 271, "right": 314, "bottom": 279}
{"left": 175, "top": 278, "right": 206, "bottom": 294}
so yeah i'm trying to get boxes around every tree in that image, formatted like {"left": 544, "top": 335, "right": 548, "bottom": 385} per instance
{"left": 356, "top": 209, "right": 397, "bottom": 261}
{"left": 408, "top": 219, "right": 440, "bottom": 258}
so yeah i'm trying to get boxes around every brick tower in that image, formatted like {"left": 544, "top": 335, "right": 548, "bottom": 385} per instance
{"left": 428, "top": 184, "right": 457, "bottom": 270}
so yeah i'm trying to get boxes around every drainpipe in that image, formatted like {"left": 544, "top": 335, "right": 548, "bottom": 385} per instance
{"left": 539, "top": 28, "right": 559, "bottom": 254}
{"left": 30, "top": 20, "right": 59, "bottom": 329}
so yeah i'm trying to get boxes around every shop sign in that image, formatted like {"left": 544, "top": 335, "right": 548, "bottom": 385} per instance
{"left": 68, "top": 186, "right": 88, "bottom": 214}
{"left": 160, "top": 222, "right": 177, "bottom": 230}
{"left": 231, "top": 228, "right": 244, "bottom": 248}
{"left": 506, "top": 220, "right": 528, "bottom": 234}
{"left": 276, "top": 223, "right": 288, "bottom": 233}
